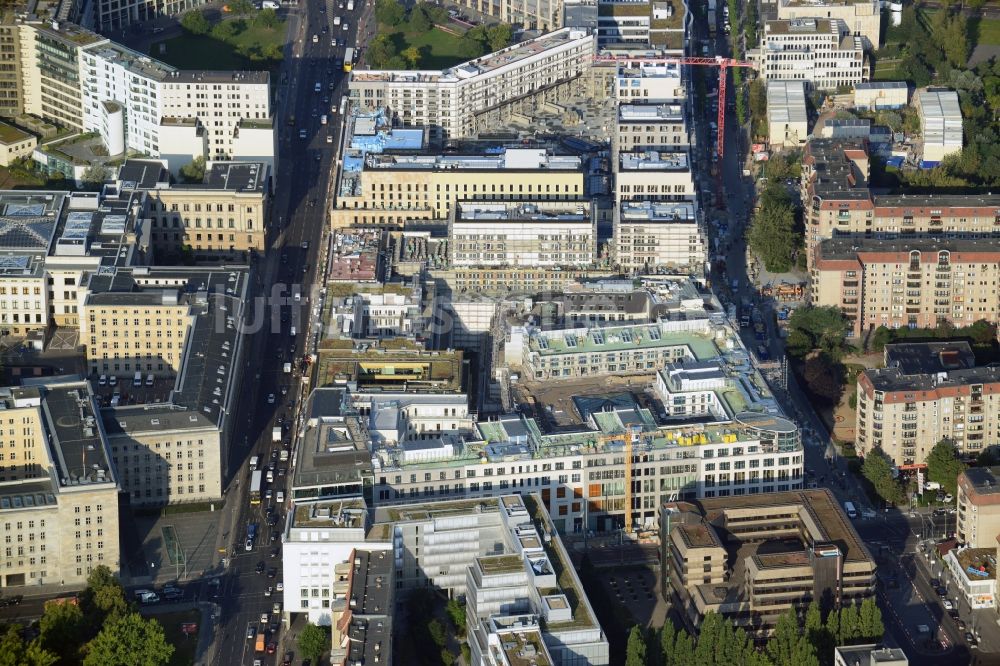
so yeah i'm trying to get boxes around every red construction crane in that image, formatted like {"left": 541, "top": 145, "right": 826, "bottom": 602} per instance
{"left": 593, "top": 55, "right": 755, "bottom": 205}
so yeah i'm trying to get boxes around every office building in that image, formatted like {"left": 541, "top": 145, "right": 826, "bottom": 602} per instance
{"left": 0, "top": 20, "right": 22, "bottom": 119}
{"left": 449, "top": 200, "right": 597, "bottom": 268}
{"left": 614, "top": 61, "right": 687, "bottom": 102}
{"left": 90, "top": 267, "right": 249, "bottom": 506}
{"left": 615, "top": 150, "right": 696, "bottom": 203}
{"left": 11, "top": 21, "right": 274, "bottom": 173}
{"left": 117, "top": 158, "right": 271, "bottom": 255}
{"left": 96, "top": 0, "right": 211, "bottom": 33}
{"left": 373, "top": 494, "right": 610, "bottom": 664}
{"left": 349, "top": 29, "right": 595, "bottom": 140}
{"left": 767, "top": 80, "right": 809, "bottom": 148}
{"left": 776, "top": 0, "right": 881, "bottom": 50}
{"left": 855, "top": 342, "right": 1000, "bottom": 467}
{"left": 754, "top": 19, "right": 866, "bottom": 90}
{"left": 834, "top": 645, "right": 907, "bottom": 666}
{"left": 323, "top": 282, "right": 423, "bottom": 341}
{"left": 662, "top": 489, "right": 876, "bottom": 633}
{"left": 853, "top": 81, "right": 908, "bottom": 110}
{"left": 957, "top": 466, "right": 1000, "bottom": 549}
{"left": 615, "top": 102, "right": 689, "bottom": 152}
{"left": 810, "top": 237, "right": 1000, "bottom": 338}
{"left": 332, "top": 147, "right": 585, "bottom": 230}
{"left": 613, "top": 201, "right": 704, "bottom": 274}
{"left": 0, "top": 381, "right": 120, "bottom": 590}
{"left": 917, "top": 89, "right": 962, "bottom": 164}
{"left": 596, "top": 0, "right": 687, "bottom": 50}
{"left": 0, "top": 122, "right": 36, "bottom": 166}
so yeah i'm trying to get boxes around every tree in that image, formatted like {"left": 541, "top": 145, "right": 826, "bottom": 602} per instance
{"left": 81, "top": 564, "right": 129, "bottom": 625}
{"left": 659, "top": 620, "right": 677, "bottom": 666}
{"left": 801, "top": 353, "right": 845, "bottom": 404}
{"left": 401, "top": 46, "right": 422, "bottom": 68}
{"left": 625, "top": 625, "right": 647, "bottom": 666}
{"left": 785, "top": 306, "right": 849, "bottom": 359}
{"left": 857, "top": 598, "right": 884, "bottom": 642}
{"left": 82, "top": 613, "right": 173, "bottom": 666}
{"left": 747, "top": 182, "right": 797, "bottom": 273}
{"left": 253, "top": 7, "right": 279, "bottom": 28}
{"left": 408, "top": 4, "right": 431, "bottom": 32}
{"left": 862, "top": 447, "right": 906, "bottom": 506}
{"left": 767, "top": 607, "right": 800, "bottom": 666}
{"left": 39, "top": 598, "right": 86, "bottom": 663}
{"left": 228, "top": 0, "right": 254, "bottom": 16}
{"left": 0, "top": 626, "right": 58, "bottom": 666}
{"left": 180, "top": 156, "right": 206, "bottom": 183}
{"left": 212, "top": 19, "right": 241, "bottom": 41}
{"left": 180, "top": 10, "right": 211, "bottom": 35}
{"left": 673, "top": 631, "right": 695, "bottom": 665}
{"left": 82, "top": 165, "right": 111, "bottom": 188}
{"left": 298, "top": 623, "right": 328, "bottom": 663}
{"left": 926, "top": 439, "right": 967, "bottom": 496}
{"left": 427, "top": 618, "right": 446, "bottom": 649}
{"left": 445, "top": 598, "right": 466, "bottom": 636}
{"left": 375, "top": 0, "right": 405, "bottom": 26}
{"left": 486, "top": 24, "right": 514, "bottom": 51}
{"left": 367, "top": 33, "right": 398, "bottom": 68}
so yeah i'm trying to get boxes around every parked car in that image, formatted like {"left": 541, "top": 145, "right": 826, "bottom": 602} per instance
{"left": 943, "top": 599, "right": 955, "bottom": 610}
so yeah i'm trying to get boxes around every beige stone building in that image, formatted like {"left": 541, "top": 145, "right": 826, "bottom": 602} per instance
{"left": 614, "top": 201, "right": 705, "bottom": 274}
{"left": 615, "top": 150, "right": 696, "bottom": 203}
{"left": 0, "top": 122, "right": 36, "bottom": 167}
{"left": 662, "top": 489, "right": 876, "bottom": 634}
{"left": 117, "top": 159, "right": 270, "bottom": 255}
{"left": 0, "top": 19, "right": 22, "bottom": 119}
{"left": 332, "top": 148, "right": 585, "bottom": 230}
{"left": 776, "top": 0, "right": 881, "bottom": 50}
{"left": 811, "top": 237, "right": 1000, "bottom": 339}
{"left": 855, "top": 342, "right": 1000, "bottom": 467}
{"left": 0, "top": 381, "right": 120, "bottom": 590}
{"left": 957, "top": 467, "right": 1000, "bottom": 549}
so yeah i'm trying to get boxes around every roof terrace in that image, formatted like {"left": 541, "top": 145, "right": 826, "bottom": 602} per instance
{"left": 619, "top": 150, "right": 689, "bottom": 171}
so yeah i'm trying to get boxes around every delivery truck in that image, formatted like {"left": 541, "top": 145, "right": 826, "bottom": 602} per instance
{"left": 272, "top": 426, "right": 282, "bottom": 442}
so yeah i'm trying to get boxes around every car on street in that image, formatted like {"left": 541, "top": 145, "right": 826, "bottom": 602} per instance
{"left": 956, "top": 619, "right": 967, "bottom": 631}
{"left": 966, "top": 632, "right": 978, "bottom": 647}
{"left": 260, "top": 612, "right": 269, "bottom": 624}
{"left": 936, "top": 586, "right": 948, "bottom": 597}
{"left": 943, "top": 599, "right": 955, "bottom": 610}
{"left": 930, "top": 578, "right": 940, "bottom": 587}
{"left": 246, "top": 626, "right": 256, "bottom": 639}
{"left": 268, "top": 567, "right": 277, "bottom": 578}
{"left": 276, "top": 582, "right": 284, "bottom": 592}
{"left": 267, "top": 393, "right": 275, "bottom": 404}
{"left": 267, "top": 642, "right": 277, "bottom": 654}
{"left": 271, "top": 546, "right": 281, "bottom": 558}
{"left": 256, "top": 561, "right": 265, "bottom": 574}
{"left": 283, "top": 653, "right": 294, "bottom": 666}
{"left": 265, "top": 586, "right": 272, "bottom": 597}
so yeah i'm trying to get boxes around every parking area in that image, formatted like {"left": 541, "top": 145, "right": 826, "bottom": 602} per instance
{"left": 92, "top": 374, "right": 174, "bottom": 407}
{"left": 599, "top": 565, "right": 667, "bottom": 628}
{"left": 132, "top": 509, "right": 225, "bottom": 585}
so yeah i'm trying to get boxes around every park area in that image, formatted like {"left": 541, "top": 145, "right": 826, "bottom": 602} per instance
{"left": 150, "top": 609, "right": 201, "bottom": 666}
{"left": 367, "top": 0, "right": 512, "bottom": 69}
{"left": 152, "top": 3, "right": 286, "bottom": 71}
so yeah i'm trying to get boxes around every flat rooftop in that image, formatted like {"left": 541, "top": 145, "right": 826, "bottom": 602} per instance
{"left": 884, "top": 341, "right": 976, "bottom": 375}
{"left": 619, "top": 150, "right": 688, "bottom": 171}
{"left": 0, "top": 478, "right": 57, "bottom": 513}
{"left": 291, "top": 498, "right": 368, "bottom": 529}
{"left": 0, "top": 191, "right": 67, "bottom": 252}
{"left": 767, "top": 80, "right": 808, "bottom": 124}
{"left": 293, "top": 388, "right": 372, "bottom": 491}
{"left": 496, "top": 629, "right": 553, "bottom": 666}
{"left": 955, "top": 547, "right": 996, "bottom": 581}
{"left": 766, "top": 18, "right": 835, "bottom": 36}
{"left": 117, "top": 159, "right": 168, "bottom": 190}
{"left": 818, "top": 236, "right": 1000, "bottom": 260}
{"left": 618, "top": 103, "right": 684, "bottom": 123}
{"left": 364, "top": 148, "right": 582, "bottom": 172}
{"left": 525, "top": 320, "right": 718, "bottom": 358}
{"left": 36, "top": 383, "right": 115, "bottom": 488}
{"left": 455, "top": 201, "right": 590, "bottom": 223}
{"left": 49, "top": 191, "right": 143, "bottom": 265}
{"left": 203, "top": 162, "right": 267, "bottom": 192}
{"left": 84, "top": 42, "right": 175, "bottom": 80}
{"left": 164, "top": 70, "right": 269, "bottom": 85}
{"left": 619, "top": 200, "right": 696, "bottom": 221}
{"left": 0, "top": 121, "right": 33, "bottom": 144}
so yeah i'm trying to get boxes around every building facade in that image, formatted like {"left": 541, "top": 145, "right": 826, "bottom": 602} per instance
{"left": 754, "top": 19, "right": 866, "bottom": 90}
{"left": 349, "top": 29, "right": 595, "bottom": 140}
{"left": 776, "top": 0, "right": 881, "bottom": 50}
{"left": 917, "top": 89, "right": 962, "bottom": 164}
{"left": 613, "top": 201, "right": 705, "bottom": 274}
{"left": 767, "top": 80, "right": 809, "bottom": 148}
{"left": 957, "top": 467, "right": 1000, "bottom": 549}
{"left": 855, "top": 342, "right": 1000, "bottom": 467}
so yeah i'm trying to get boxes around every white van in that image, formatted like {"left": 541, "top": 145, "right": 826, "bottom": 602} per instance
{"left": 320, "top": 115, "right": 328, "bottom": 125}
{"left": 276, "top": 491, "right": 285, "bottom": 503}
{"left": 843, "top": 501, "right": 858, "bottom": 519}
{"left": 146, "top": 374, "right": 154, "bottom": 386}
{"left": 266, "top": 470, "right": 274, "bottom": 483}
{"left": 262, "top": 0, "right": 279, "bottom": 7}
{"left": 250, "top": 455, "right": 259, "bottom": 471}
{"left": 290, "top": 326, "right": 296, "bottom": 337}
{"left": 334, "top": 15, "right": 341, "bottom": 25}
{"left": 133, "top": 371, "right": 142, "bottom": 387}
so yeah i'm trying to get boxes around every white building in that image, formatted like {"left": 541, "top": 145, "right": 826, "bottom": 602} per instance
{"left": 614, "top": 61, "right": 687, "bottom": 102}
{"left": 613, "top": 201, "right": 705, "bottom": 274}
{"left": 615, "top": 150, "right": 696, "bottom": 203}
{"left": 917, "top": 89, "right": 963, "bottom": 164}
{"left": 776, "top": 0, "right": 881, "bottom": 50}
{"left": 449, "top": 200, "right": 597, "bottom": 268}
{"left": 616, "top": 102, "right": 689, "bottom": 152}
{"left": 754, "top": 19, "right": 866, "bottom": 90}
{"left": 853, "top": 81, "right": 908, "bottom": 110}
{"left": 767, "top": 80, "right": 809, "bottom": 148}
{"left": 349, "top": 28, "right": 596, "bottom": 140}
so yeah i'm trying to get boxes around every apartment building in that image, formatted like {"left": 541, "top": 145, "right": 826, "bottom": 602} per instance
{"left": 0, "top": 191, "right": 59, "bottom": 337}
{"left": 332, "top": 147, "right": 585, "bottom": 229}
{"left": 349, "top": 29, "right": 595, "bottom": 140}
{"left": 0, "top": 122, "right": 36, "bottom": 166}
{"left": 662, "top": 489, "right": 876, "bottom": 633}
{"left": 615, "top": 102, "right": 689, "bottom": 152}
{"left": 373, "top": 494, "right": 610, "bottom": 664}
{"left": 855, "top": 342, "right": 1000, "bottom": 467}
{"left": 917, "top": 89, "right": 963, "bottom": 164}
{"left": 754, "top": 19, "right": 866, "bottom": 90}
{"left": 0, "top": 381, "right": 120, "bottom": 590}
{"left": 810, "top": 237, "right": 1000, "bottom": 338}
{"left": 596, "top": 0, "right": 687, "bottom": 50}
{"left": 449, "top": 200, "right": 597, "bottom": 268}
{"left": 0, "top": 20, "right": 22, "bottom": 118}
{"left": 449, "top": 0, "right": 563, "bottom": 31}
{"left": 776, "top": 0, "right": 881, "bottom": 50}
{"left": 615, "top": 150, "right": 696, "bottom": 203}
{"left": 11, "top": 21, "right": 273, "bottom": 172}
{"left": 613, "top": 201, "right": 705, "bottom": 274}
{"left": 118, "top": 158, "right": 271, "bottom": 255}
{"left": 328, "top": 548, "right": 394, "bottom": 666}
{"left": 957, "top": 466, "right": 1000, "bottom": 549}
{"left": 767, "top": 80, "right": 809, "bottom": 148}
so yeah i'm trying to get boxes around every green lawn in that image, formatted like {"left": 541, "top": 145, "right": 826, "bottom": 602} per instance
{"left": 384, "top": 26, "right": 476, "bottom": 69}
{"left": 152, "top": 22, "right": 286, "bottom": 70}
{"left": 975, "top": 17, "right": 1000, "bottom": 46}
